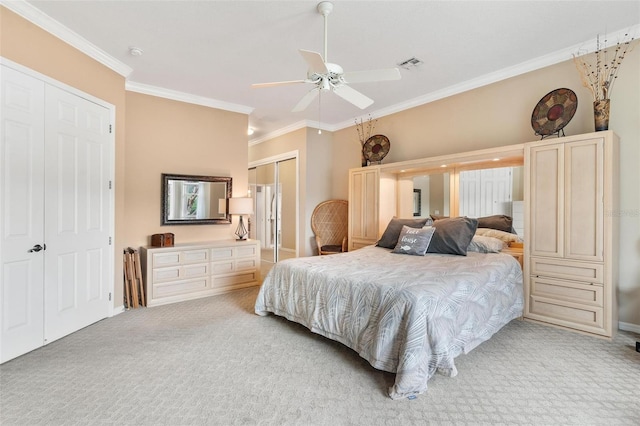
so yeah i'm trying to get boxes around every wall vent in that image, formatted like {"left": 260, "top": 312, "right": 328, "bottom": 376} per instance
{"left": 397, "top": 57, "right": 423, "bottom": 69}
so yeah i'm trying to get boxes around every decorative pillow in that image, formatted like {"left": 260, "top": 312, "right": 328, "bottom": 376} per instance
{"left": 430, "top": 214, "right": 449, "bottom": 221}
{"left": 426, "top": 216, "right": 479, "bottom": 256}
{"left": 477, "top": 215, "right": 514, "bottom": 233}
{"left": 377, "top": 217, "right": 429, "bottom": 249}
{"left": 467, "top": 235, "right": 506, "bottom": 253}
{"left": 392, "top": 226, "right": 436, "bottom": 256}
{"left": 475, "top": 227, "right": 523, "bottom": 243}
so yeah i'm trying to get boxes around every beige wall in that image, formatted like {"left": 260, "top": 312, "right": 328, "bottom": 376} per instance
{"left": 2, "top": 7, "right": 250, "bottom": 309}
{"left": 124, "top": 92, "right": 249, "bottom": 249}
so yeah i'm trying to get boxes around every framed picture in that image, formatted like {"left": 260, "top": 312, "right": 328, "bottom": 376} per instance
{"left": 413, "top": 189, "right": 421, "bottom": 217}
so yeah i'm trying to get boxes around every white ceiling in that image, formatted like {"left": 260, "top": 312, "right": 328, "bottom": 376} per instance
{"left": 14, "top": 1, "right": 640, "bottom": 142}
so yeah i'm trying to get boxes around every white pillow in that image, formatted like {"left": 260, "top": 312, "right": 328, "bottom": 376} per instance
{"left": 467, "top": 235, "right": 506, "bottom": 253}
{"left": 474, "top": 227, "right": 523, "bottom": 243}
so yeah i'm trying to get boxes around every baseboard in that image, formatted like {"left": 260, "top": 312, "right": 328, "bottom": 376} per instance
{"left": 111, "top": 304, "right": 126, "bottom": 316}
{"left": 618, "top": 321, "right": 640, "bottom": 334}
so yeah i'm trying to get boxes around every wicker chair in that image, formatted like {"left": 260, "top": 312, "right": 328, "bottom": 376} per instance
{"left": 311, "top": 199, "right": 348, "bottom": 255}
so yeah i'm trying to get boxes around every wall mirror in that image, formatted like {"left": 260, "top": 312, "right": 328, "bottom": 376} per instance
{"left": 412, "top": 173, "right": 451, "bottom": 219}
{"left": 161, "top": 173, "right": 232, "bottom": 225}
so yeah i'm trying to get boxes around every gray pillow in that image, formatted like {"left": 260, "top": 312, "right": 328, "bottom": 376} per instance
{"left": 426, "top": 216, "right": 479, "bottom": 256}
{"left": 376, "top": 217, "right": 429, "bottom": 249}
{"left": 477, "top": 215, "right": 513, "bottom": 233}
{"left": 392, "top": 226, "right": 436, "bottom": 256}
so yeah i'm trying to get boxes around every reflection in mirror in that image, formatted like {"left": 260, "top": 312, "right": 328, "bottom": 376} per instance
{"left": 412, "top": 173, "right": 450, "bottom": 219}
{"left": 161, "top": 174, "right": 232, "bottom": 225}
{"left": 459, "top": 166, "right": 525, "bottom": 237}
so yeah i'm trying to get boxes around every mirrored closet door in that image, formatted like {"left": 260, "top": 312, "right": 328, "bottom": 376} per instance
{"left": 248, "top": 157, "right": 297, "bottom": 264}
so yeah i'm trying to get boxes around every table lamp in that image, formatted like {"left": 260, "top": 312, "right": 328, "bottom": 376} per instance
{"left": 228, "top": 197, "right": 253, "bottom": 240}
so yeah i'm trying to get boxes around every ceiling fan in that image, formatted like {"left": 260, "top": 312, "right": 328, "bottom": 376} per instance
{"left": 251, "top": 1, "right": 401, "bottom": 112}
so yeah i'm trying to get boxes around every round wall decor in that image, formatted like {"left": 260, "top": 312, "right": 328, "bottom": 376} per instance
{"left": 363, "top": 134, "right": 390, "bottom": 163}
{"left": 531, "top": 88, "right": 578, "bottom": 137}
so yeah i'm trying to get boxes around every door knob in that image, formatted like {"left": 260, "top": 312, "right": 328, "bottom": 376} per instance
{"left": 28, "top": 244, "right": 45, "bottom": 253}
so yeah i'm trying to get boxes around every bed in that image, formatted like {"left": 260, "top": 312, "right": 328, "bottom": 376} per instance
{"left": 254, "top": 217, "right": 524, "bottom": 400}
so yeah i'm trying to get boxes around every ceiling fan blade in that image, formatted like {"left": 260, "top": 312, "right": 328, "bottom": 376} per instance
{"left": 299, "top": 49, "right": 328, "bottom": 74}
{"left": 251, "top": 79, "right": 309, "bottom": 88}
{"left": 332, "top": 85, "right": 374, "bottom": 109}
{"left": 342, "top": 68, "right": 402, "bottom": 84}
{"left": 292, "top": 88, "right": 320, "bottom": 112}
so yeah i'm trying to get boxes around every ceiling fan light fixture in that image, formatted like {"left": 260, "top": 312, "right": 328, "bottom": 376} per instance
{"left": 251, "top": 0, "right": 401, "bottom": 112}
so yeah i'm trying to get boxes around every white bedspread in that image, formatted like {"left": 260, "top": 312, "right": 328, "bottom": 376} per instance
{"left": 254, "top": 245, "right": 523, "bottom": 400}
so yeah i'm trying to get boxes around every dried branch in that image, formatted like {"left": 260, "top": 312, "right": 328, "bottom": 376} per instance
{"left": 573, "top": 32, "right": 635, "bottom": 101}
{"left": 355, "top": 114, "right": 377, "bottom": 145}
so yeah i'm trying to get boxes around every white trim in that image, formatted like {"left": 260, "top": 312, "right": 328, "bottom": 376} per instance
{"left": 249, "top": 150, "right": 299, "bottom": 169}
{"left": 126, "top": 81, "right": 253, "bottom": 115}
{"left": 1, "top": 0, "right": 132, "bottom": 77}
{"left": 619, "top": 321, "right": 640, "bottom": 334}
{"left": 1, "top": 57, "right": 117, "bottom": 320}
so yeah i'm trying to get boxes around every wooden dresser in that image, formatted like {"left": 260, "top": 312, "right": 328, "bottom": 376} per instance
{"left": 140, "top": 239, "right": 261, "bottom": 307}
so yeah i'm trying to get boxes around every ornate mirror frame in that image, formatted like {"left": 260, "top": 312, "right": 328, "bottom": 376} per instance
{"left": 161, "top": 173, "right": 232, "bottom": 225}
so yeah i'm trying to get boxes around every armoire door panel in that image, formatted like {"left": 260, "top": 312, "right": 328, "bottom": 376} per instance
{"left": 564, "top": 139, "right": 604, "bottom": 261}
{"left": 0, "top": 66, "right": 46, "bottom": 363}
{"left": 529, "top": 144, "right": 563, "bottom": 257}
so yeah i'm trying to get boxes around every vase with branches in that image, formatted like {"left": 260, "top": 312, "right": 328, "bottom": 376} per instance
{"left": 573, "top": 32, "right": 635, "bottom": 131}
{"left": 355, "top": 115, "right": 377, "bottom": 166}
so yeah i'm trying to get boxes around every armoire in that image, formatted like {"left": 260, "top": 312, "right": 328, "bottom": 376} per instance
{"left": 348, "top": 131, "right": 619, "bottom": 338}
{"left": 0, "top": 60, "right": 115, "bottom": 363}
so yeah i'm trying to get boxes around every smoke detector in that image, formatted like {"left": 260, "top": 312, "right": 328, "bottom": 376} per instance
{"left": 129, "top": 47, "right": 144, "bottom": 57}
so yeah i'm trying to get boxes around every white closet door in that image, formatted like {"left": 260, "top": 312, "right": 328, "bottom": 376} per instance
{"left": 43, "top": 85, "right": 111, "bottom": 343}
{"left": 0, "top": 66, "right": 46, "bottom": 362}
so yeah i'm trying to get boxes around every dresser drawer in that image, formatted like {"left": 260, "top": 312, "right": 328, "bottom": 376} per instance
{"left": 211, "top": 246, "right": 234, "bottom": 260}
{"left": 153, "top": 263, "right": 209, "bottom": 283}
{"left": 527, "top": 295, "right": 604, "bottom": 333}
{"left": 211, "top": 258, "right": 257, "bottom": 275}
{"left": 211, "top": 260, "right": 234, "bottom": 275}
{"left": 152, "top": 249, "right": 209, "bottom": 267}
{"left": 152, "top": 277, "right": 210, "bottom": 299}
{"left": 212, "top": 271, "right": 258, "bottom": 288}
{"left": 530, "top": 257, "right": 603, "bottom": 284}
{"left": 236, "top": 245, "right": 258, "bottom": 258}
{"left": 529, "top": 276, "right": 603, "bottom": 306}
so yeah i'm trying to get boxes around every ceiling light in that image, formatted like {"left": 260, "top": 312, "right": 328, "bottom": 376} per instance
{"left": 129, "top": 47, "right": 143, "bottom": 56}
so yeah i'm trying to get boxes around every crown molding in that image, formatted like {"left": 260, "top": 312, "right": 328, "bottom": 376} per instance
{"left": 306, "top": 25, "right": 640, "bottom": 136}
{"left": 1, "top": 0, "right": 132, "bottom": 77}
{"left": 126, "top": 81, "right": 253, "bottom": 115}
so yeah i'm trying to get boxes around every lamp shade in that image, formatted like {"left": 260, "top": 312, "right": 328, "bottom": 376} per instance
{"left": 228, "top": 197, "right": 253, "bottom": 215}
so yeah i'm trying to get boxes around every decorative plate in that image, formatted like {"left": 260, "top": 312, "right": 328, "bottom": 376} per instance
{"left": 363, "top": 134, "right": 390, "bottom": 163}
{"left": 531, "top": 88, "right": 578, "bottom": 136}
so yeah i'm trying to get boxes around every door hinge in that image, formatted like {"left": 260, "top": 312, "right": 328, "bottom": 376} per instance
{"left": 109, "top": 237, "right": 112, "bottom": 245}
{"left": 109, "top": 180, "right": 112, "bottom": 189}
{"left": 109, "top": 292, "right": 112, "bottom": 301}
{"left": 109, "top": 124, "right": 113, "bottom": 133}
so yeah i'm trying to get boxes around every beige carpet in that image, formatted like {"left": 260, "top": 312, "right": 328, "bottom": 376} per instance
{"left": 1, "top": 286, "right": 638, "bottom": 425}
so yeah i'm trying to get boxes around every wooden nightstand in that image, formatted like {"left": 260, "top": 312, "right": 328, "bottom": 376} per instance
{"left": 502, "top": 246, "right": 523, "bottom": 269}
